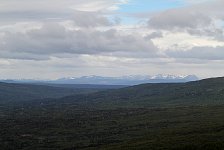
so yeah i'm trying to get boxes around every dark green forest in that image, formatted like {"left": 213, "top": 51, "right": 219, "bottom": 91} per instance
{"left": 1, "top": 77, "right": 224, "bottom": 149}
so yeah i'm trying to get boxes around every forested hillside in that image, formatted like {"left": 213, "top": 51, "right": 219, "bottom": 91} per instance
{"left": 1, "top": 77, "right": 224, "bottom": 150}
{"left": 0, "top": 82, "right": 108, "bottom": 104}
{"left": 55, "top": 77, "right": 224, "bottom": 108}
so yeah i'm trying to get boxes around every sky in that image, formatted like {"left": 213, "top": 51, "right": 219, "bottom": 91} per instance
{"left": 0, "top": 0, "right": 224, "bottom": 79}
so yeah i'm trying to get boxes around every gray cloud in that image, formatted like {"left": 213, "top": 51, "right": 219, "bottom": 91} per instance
{"left": 0, "top": 0, "right": 126, "bottom": 23}
{"left": 167, "top": 46, "right": 224, "bottom": 60}
{"left": 187, "top": 28, "right": 224, "bottom": 41}
{"left": 0, "top": 23, "right": 158, "bottom": 60}
{"left": 144, "top": 31, "right": 163, "bottom": 40}
{"left": 72, "top": 11, "right": 114, "bottom": 27}
{"left": 148, "top": 9, "right": 212, "bottom": 30}
{"left": 147, "top": 0, "right": 224, "bottom": 40}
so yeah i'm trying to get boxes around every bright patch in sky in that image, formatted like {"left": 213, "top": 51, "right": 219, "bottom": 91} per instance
{"left": 117, "top": 0, "right": 185, "bottom": 25}
{"left": 119, "top": 0, "right": 184, "bottom": 13}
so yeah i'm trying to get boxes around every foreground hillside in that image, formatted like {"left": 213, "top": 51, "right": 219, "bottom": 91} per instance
{"left": 1, "top": 104, "right": 224, "bottom": 150}
{"left": 1, "top": 77, "right": 224, "bottom": 150}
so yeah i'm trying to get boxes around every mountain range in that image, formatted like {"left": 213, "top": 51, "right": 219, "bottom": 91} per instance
{"left": 1, "top": 74, "right": 199, "bottom": 85}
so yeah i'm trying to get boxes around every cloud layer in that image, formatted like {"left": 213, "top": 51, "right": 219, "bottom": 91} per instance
{"left": 0, "top": 0, "right": 224, "bottom": 79}
{"left": 0, "top": 22, "right": 158, "bottom": 60}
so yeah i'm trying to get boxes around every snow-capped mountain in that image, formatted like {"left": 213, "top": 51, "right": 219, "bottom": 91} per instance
{"left": 53, "top": 75, "right": 198, "bottom": 85}
{"left": 1, "top": 74, "right": 198, "bottom": 85}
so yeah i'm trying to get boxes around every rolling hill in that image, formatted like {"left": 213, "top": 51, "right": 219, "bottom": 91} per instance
{"left": 0, "top": 82, "right": 76, "bottom": 103}
{"left": 54, "top": 77, "right": 224, "bottom": 108}
{"left": 0, "top": 82, "right": 120, "bottom": 104}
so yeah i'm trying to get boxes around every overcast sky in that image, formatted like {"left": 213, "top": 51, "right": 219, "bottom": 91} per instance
{"left": 0, "top": 0, "right": 224, "bottom": 79}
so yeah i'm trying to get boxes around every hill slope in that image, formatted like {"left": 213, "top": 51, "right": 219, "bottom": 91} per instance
{"left": 0, "top": 82, "right": 104, "bottom": 104}
{"left": 56, "top": 77, "right": 224, "bottom": 108}
{"left": 1, "top": 77, "right": 224, "bottom": 150}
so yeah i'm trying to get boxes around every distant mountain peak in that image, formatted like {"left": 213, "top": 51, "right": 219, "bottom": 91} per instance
{"left": 54, "top": 74, "right": 198, "bottom": 85}
{"left": 1, "top": 74, "right": 199, "bottom": 85}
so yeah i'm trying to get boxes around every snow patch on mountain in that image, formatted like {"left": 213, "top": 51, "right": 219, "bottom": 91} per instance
{"left": 54, "top": 74, "right": 198, "bottom": 85}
